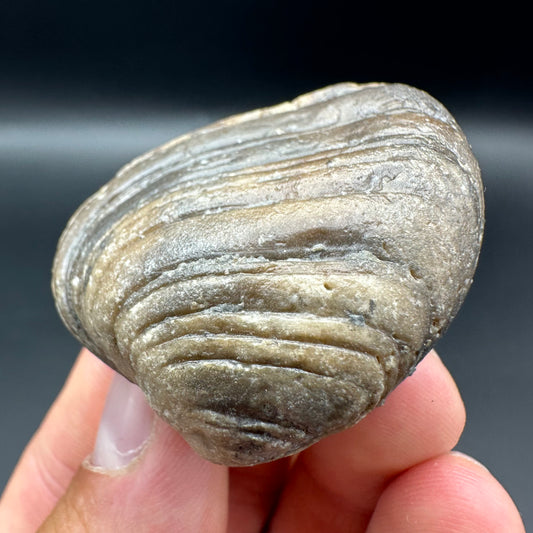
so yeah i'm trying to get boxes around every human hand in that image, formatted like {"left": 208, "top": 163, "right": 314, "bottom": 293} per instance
{"left": 0, "top": 349, "right": 525, "bottom": 532}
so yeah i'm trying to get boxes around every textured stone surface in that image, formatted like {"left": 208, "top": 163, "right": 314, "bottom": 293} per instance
{"left": 52, "top": 83, "right": 484, "bottom": 466}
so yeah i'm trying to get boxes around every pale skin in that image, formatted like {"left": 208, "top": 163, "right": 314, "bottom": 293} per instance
{"left": 0, "top": 349, "right": 526, "bottom": 532}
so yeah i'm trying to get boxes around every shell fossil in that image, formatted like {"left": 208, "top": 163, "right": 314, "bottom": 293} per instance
{"left": 52, "top": 82, "right": 484, "bottom": 466}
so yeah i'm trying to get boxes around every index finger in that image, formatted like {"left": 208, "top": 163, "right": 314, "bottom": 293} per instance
{"left": 268, "top": 350, "right": 466, "bottom": 532}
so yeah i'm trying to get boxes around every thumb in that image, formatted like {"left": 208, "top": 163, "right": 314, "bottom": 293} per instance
{"left": 38, "top": 373, "right": 227, "bottom": 533}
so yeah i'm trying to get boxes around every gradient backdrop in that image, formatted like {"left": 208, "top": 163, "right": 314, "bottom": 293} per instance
{"left": 1, "top": 1, "right": 532, "bottom": 528}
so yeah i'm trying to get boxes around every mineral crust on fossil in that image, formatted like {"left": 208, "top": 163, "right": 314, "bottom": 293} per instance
{"left": 52, "top": 83, "right": 484, "bottom": 466}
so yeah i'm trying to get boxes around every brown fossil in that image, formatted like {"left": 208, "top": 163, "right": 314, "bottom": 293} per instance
{"left": 52, "top": 83, "right": 484, "bottom": 466}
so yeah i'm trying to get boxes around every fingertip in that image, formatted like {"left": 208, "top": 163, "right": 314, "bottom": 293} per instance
{"left": 449, "top": 450, "right": 491, "bottom": 473}
{"left": 15, "top": 348, "right": 228, "bottom": 532}
{"left": 378, "top": 349, "right": 466, "bottom": 449}
{"left": 367, "top": 452, "right": 526, "bottom": 533}
{"left": 39, "top": 418, "right": 228, "bottom": 532}
{"left": 266, "top": 349, "right": 469, "bottom": 532}
{"left": 88, "top": 373, "right": 154, "bottom": 472}
{"left": 310, "top": 348, "right": 466, "bottom": 472}
{"left": 394, "top": 349, "right": 467, "bottom": 448}
{"left": 0, "top": 349, "right": 115, "bottom": 532}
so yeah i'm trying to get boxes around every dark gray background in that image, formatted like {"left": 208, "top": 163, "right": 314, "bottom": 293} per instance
{"left": 1, "top": 1, "right": 532, "bottom": 529}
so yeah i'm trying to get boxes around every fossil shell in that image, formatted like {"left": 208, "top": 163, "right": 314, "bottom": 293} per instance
{"left": 52, "top": 83, "right": 484, "bottom": 466}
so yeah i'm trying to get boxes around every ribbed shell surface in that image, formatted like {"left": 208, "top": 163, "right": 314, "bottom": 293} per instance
{"left": 52, "top": 83, "right": 484, "bottom": 465}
